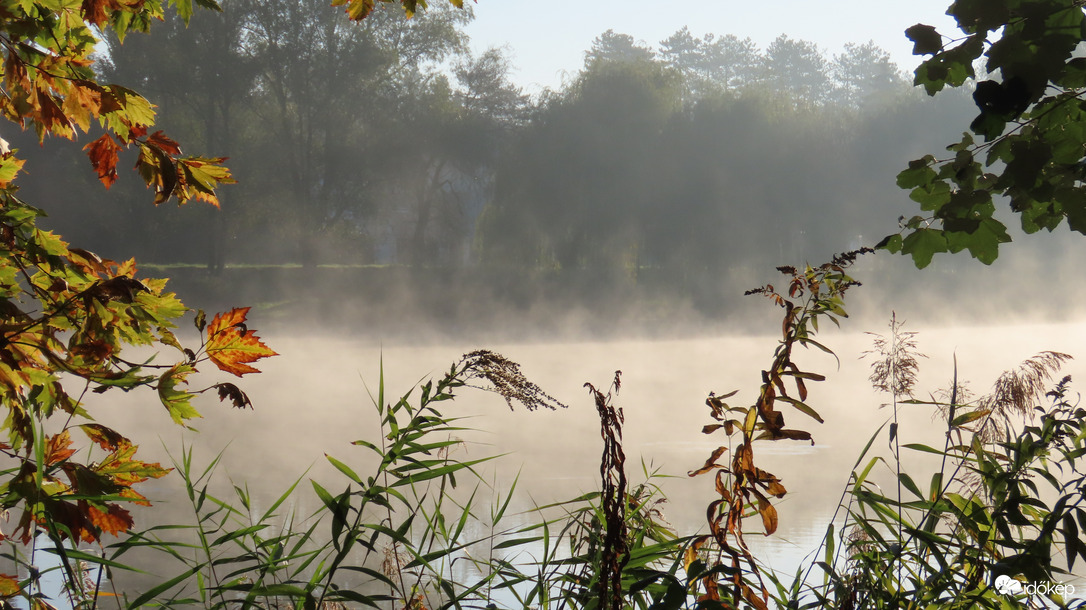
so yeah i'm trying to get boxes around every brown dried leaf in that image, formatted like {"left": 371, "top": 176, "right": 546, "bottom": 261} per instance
{"left": 688, "top": 445, "right": 728, "bottom": 477}
{"left": 83, "top": 134, "right": 121, "bottom": 188}
{"left": 756, "top": 494, "right": 778, "bottom": 535}
{"left": 215, "top": 382, "right": 253, "bottom": 409}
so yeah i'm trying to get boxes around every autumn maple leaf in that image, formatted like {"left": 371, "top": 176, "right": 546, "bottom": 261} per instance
{"left": 85, "top": 501, "right": 134, "bottom": 538}
{"left": 44, "top": 430, "right": 76, "bottom": 465}
{"left": 205, "top": 307, "right": 277, "bottom": 377}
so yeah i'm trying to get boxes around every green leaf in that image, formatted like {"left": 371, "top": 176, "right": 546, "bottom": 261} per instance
{"left": 909, "top": 181, "right": 952, "bottom": 210}
{"left": 126, "top": 566, "right": 200, "bottom": 608}
{"left": 901, "top": 228, "right": 949, "bottom": 268}
{"left": 970, "top": 111, "right": 1008, "bottom": 141}
{"left": 945, "top": 218, "right": 1010, "bottom": 264}
{"left": 326, "top": 454, "right": 362, "bottom": 484}
{"left": 877, "top": 233, "right": 903, "bottom": 253}
{"left": 775, "top": 395, "right": 824, "bottom": 423}
{"left": 896, "top": 156, "right": 937, "bottom": 189}
{"left": 905, "top": 24, "right": 943, "bottom": 55}
{"left": 949, "top": 0, "right": 1010, "bottom": 33}
{"left": 172, "top": 0, "right": 194, "bottom": 22}
{"left": 157, "top": 364, "right": 201, "bottom": 425}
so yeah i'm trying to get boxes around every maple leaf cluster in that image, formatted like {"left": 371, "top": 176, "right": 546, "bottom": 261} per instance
{"left": 1, "top": 0, "right": 236, "bottom": 204}
{"left": 1, "top": 0, "right": 277, "bottom": 602}
{"left": 2, "top": 428, "right": 170, "bottom": 545}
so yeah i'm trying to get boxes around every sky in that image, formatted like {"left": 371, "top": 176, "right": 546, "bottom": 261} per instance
{"left": 461, "top": 0, "right": 961, "bottom": 93}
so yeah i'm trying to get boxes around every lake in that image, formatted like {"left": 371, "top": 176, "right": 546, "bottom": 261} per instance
{"left": 12, "top": 317, "right": 1086, "bottom": 606}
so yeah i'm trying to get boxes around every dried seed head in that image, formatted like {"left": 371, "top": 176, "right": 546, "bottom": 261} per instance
{"left": 863, "top": 314, "right": 925, "bottom": 399}
{"left": 460, "top": 349, "right": 568, "bottom": 411}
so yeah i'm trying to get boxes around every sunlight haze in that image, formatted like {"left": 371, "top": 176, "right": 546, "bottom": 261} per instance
{"left": 464, "top": 0, "right": 960, "bottom": 92}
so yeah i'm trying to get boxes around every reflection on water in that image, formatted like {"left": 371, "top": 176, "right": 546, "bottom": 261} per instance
{"left": 24, "top": 319, "right": 1086, "bottom": 601}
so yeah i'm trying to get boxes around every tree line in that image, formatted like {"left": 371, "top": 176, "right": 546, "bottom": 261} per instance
{"left": 12, "top": 1, "right": 977, "bottom": 280}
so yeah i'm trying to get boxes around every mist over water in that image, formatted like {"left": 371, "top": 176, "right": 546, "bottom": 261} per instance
{"left": 85, "top": 315, "right": 1086, "bottom": 586}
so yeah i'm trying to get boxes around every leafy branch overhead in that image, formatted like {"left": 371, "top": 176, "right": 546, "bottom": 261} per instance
{"left": 881, "top": 0, "right": 1086, "bottom": 268}
{"left": 1, "top": 0, "right": 279, "bottom": 589}
{"left": 332, "top": 0, "right": 466, "bottom": 21}
{"left": 0, "top": 1, "right": 235, "bottom": 206}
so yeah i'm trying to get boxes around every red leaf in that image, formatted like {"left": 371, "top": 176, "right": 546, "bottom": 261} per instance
{"left": 84, "top": 134, "right": 121, "bottom": 188}
{"left": 147, "top": 131, "right": 181, "bottom": 156}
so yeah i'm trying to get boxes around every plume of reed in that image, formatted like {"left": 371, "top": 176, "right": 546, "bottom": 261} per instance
{"left": 460, "top": 349, "right": 568, "bottom": 411}
{"left": 983, "top": 351, "right": 1071, "bottom": 419}
{"left": 863, "top": 313, "right": 925, "bottom": 401}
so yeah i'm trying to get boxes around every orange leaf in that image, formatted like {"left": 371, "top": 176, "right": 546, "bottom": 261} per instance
{"left": 86, "top": 502, "right": 133, "bottom": 537}
{"left": 84, "top": 134, "right": 121, "bottom": 188}
{"left": 756, "top": 494, "right": 778, "bottom": 536}
{"left": 205, "top": 307, "right": 277, "bottom": 377}
{"left": 45, "top": 430, "right": 76, "bottom": 465}
{"left": 687, "top": 445, "right": 728, "bottom": 477}
{"left": 119, "top": 487, "right": 153, "bottom": 507}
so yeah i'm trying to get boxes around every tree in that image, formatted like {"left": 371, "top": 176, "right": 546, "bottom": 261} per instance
{"left": 455, "top": 47, "right": 530, "bottom": 125}
{"left": 99, "top": 0, "right": 257, "bottom": 271}
{"left": 247, "top": 0, "right": 472, "bottom": 264}
{"left": 702, "top": 33, "right": 762, "bottom": 93}
{"left": 762, "top": 35, "right": 831, "bottom": 107}
{"left": 477, "top": 59, "right": 681, "bottom": 273}
{"left": 879, "top": 0, "right": 1086, "bottom": 268}
{"left": 585, "top": 29, "right": 656, "bottom": 67}
{"left": 830, "top": 41, "right": 907, "bottom": 108}
{"left": 658, "top": 28, "right": 760, "bottom": 100}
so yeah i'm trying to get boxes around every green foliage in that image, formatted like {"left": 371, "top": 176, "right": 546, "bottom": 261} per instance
{"left": 791, "top": 350, "right": 1085, "bottom": 609}
{"left": 883, "top": 0, "right": 1086, "bottom": 267}
{"left": 29, "top": 356, "right": 684, "bottom": 610}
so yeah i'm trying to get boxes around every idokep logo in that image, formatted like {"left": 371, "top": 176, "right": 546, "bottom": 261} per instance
{"left": 994, "top": 574, "right": 1077, "bottom": 598}
{"left": 994, "top": 575, "right": 1023, "bottom": 595}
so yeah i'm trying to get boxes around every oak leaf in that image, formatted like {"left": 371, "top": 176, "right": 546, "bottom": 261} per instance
{"left": 205, "top": 307, "right": 277, "bottom": 377}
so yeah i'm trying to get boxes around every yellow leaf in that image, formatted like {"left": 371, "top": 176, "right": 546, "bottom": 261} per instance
{"left": 0, "top": 154, "right": 26, "bottom": 186}
{"left": 0, "top": 573, "right": 20, "bottom": 597}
